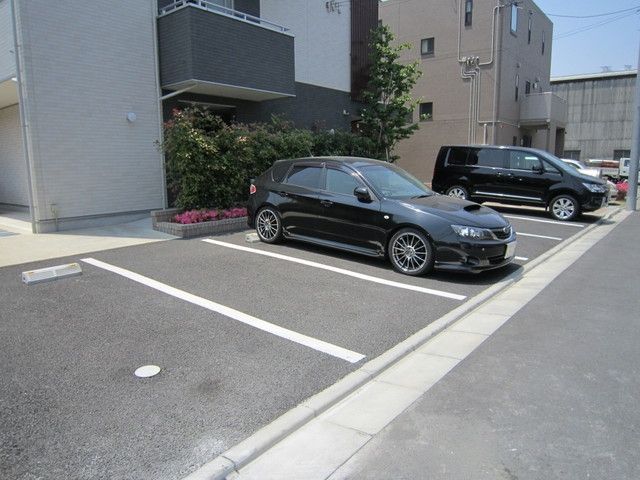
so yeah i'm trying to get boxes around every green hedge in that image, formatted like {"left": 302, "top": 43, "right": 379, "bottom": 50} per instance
{"left": 161, "top": 108, "right": 379, "bottom": 209}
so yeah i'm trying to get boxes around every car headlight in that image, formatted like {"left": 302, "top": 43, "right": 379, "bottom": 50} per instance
{"left": 451, "top": 225, "right": 494, "bottom": 240}
{"left": 582, "top": 182, "right": 608, "bottom": 193}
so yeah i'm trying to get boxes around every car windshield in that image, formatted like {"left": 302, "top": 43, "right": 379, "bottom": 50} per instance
{"left": 564, "top": 162, "right": 580, "bottom": 170}
{"left": 360, "top": 164, "right": 434, "bottom": 199}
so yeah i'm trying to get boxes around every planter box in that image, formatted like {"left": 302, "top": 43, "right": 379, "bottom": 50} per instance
{"left": 151, "top": 209, "right": 249, "bottom": 238}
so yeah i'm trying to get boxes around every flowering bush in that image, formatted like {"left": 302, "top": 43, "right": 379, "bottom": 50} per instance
{"left": 174, "top": 207, "right": 247, "bottom": 225}
{"left": 616, "top": 180, "right": 628, "bottom": 200}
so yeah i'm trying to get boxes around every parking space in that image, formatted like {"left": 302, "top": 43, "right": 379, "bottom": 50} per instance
{"left": 0, "top": 205, "right": 614, "bottom": 479}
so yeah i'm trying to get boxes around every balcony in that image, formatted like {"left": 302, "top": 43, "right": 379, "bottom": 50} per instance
{"left": 520, "top": 92, "right": 568, "bottom": 128}
{"left": 157, "top": 1, "right": 295, "bottom": 101}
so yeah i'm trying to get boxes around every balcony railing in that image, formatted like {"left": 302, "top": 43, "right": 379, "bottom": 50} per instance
{"left": 159, "top": 0, "right": 290, "bottom": 34}
{"left": 520, "top": 92, "right": 568, "bottom": 127}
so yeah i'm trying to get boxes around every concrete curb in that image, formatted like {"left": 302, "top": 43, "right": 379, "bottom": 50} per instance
{"left": 183, "top": 206, "right": 624, "bottom": 480}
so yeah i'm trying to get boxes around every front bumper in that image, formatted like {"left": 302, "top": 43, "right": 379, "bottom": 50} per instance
{"left": 581, "top": 193, "right": 608, "bottom": 211}
{"left": 434, "top": 235, "right": 517, "bottom": 273}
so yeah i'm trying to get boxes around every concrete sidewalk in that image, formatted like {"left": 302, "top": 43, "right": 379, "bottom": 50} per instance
{"left": 0, "top": 214, "right": 176, "bottom": 268}
{"left": 226, "top": 208, "right": 639, "bottom": 479}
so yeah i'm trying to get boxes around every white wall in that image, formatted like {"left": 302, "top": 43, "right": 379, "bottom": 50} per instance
{"left": 14, "top": 0, "right": 164, "bottom": 228}
{"left": 261, "top": 0, "right": 351, "bottom": 92}
{"left": 0, "top": 0, "right": 16, "bottom": 81}
{"left": 0, "top": 104, "right": 27, "bottom": 206}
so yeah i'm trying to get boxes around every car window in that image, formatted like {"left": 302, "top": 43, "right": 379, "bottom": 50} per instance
{"left": 446, "top": 147, "right": 468, "bottom": 166}
{"left": 284, "top": 165, "right": 322, "bottom": 189}
{"left": 543, "top": 161, "right": 560, "bottom": 173}
{"left": 271, "top": 162, "right": 290, "bottom": 183}
{"left": 468, "top": 148, "right": 505, "bottom": 168}
{"left": 325, "top": 169, "right": 360, "bottom": 195}
{"left": 508, "top": 151, "right": 542, "bottom": 171}
{"left": 359, "top": 164, "right": 433, "bottom": 199}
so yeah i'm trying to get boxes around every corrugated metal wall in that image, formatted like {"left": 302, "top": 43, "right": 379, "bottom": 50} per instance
{"left": 552, "top": 75, "right": 635, "bottom": 160}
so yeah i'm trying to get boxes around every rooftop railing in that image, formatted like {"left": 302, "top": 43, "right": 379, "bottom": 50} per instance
{"left": 158, "top": 0, "right": 290, "bottom": 34}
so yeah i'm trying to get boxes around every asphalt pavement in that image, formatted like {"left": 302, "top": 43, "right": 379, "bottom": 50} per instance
{"left": 249, "top": 209, "right": 640, "bottom": 480}
{"left": 0, "top": 204, "right": 627, "bottom": 480}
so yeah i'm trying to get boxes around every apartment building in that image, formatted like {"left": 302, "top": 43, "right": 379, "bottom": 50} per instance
{"left": 0, "top": 0, "right": 377, "bottom": 233}
{"left": 551, "top": 70, "right": 636, "bottom": 161}
{"left": 380, "top": 0, "right": 567, "bottom": 181}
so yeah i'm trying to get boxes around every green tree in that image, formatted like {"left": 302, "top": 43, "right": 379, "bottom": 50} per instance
{"left": 359, "top": 25, "right": 422, "bottom": 162}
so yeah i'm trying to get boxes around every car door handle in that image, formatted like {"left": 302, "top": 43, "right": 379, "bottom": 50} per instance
{"left": 320, "top": 200, "right": 333, "bottom": 207}
{"left": 278, "top": 191, "right": 289, "bottom": 197}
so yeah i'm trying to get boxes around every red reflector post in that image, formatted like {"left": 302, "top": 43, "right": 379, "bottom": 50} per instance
{"left": 249, "top": 184, "right": 257, "bottom": 195}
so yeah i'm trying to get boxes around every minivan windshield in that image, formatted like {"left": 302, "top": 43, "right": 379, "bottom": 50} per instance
{"left": 360, "top": 164, "right": 434, "bottom": 199}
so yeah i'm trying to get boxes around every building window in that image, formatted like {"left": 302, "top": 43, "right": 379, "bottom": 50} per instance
{"left": 515, "top": 74, "right": 519, "bottom": 101}
{"left": 419, "top": 102, "right": 433, "bottom": 121}
{"left": 421, "top": 37, "right": 434, "bottom": 55}
{"left": 510, "top": 4, "right": 518, "bottom": 33}
{"left": 542, "top": 31, "right": 546, "bottom": 55}
{"left": 525, "top": 81, "right": 531, "bottom": 95}
{"left": 528, "top": 16, "right": 532, "bottom": 44}
{"left": 465, "top": 0, "right": 473, "bottom": 26}
{"left": 563, "top": 150, "right": 581, "bottom": 160}
{"left": 512, "top": 136, "right": 518, "bottom": 146}
{"left": 614, "top": 149, "right": 631, "bottom": 160}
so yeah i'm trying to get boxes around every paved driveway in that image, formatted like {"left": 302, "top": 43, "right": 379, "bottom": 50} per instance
{"left": 0, "top": 207, "right": 609, "bottom": 479}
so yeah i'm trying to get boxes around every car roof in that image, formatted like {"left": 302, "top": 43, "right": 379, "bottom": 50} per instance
{"left": 274, "top": 156, "right": 389, "bottom": 169}
{"left": 441, "top": 145, "right": 554, "bottom": 157}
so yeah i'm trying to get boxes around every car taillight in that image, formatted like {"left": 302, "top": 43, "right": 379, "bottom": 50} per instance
{"left": 249, "top": 184, "right": 257, "bottom": 195}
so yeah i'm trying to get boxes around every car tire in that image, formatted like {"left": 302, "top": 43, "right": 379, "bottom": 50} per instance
{"left": 388, "top": 228, "right": 435, "bottom": 276}
{"left": 446, "top": 185, "right": 469, "bottom": 200}
{"left": 255, "top": 206, "right": 283, "bottom": 243}
{"left": 549, "top": 194, "right": 580, "bottom": 221}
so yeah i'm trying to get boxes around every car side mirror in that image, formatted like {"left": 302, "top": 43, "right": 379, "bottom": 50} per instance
{"left": 532, "top": 164, "right": 544, "bottom": 174}
{"left": 354, "top": 186, "right": 372, "bottom": 202}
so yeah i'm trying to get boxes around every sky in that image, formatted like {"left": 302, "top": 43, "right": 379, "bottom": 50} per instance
{"left": 533, "top": 0, "right": 640, "bottom": 77}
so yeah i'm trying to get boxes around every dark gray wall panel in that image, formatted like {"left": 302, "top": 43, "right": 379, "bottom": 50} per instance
{"left": 163, "top": 83, "right": 364, "bottom": 132}
{"left": 234, "top": 0, "right": 259, "bottom": 16}
{"left": 158, "top": 6, "right": 294, "bottom": 95}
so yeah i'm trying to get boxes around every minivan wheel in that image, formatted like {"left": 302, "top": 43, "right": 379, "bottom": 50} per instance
{"left": 388, "top": 228, "right": 435, "bottom": 276}
{"left": 549, "top": 195, "right": 580, "bottom": 221}
{"left": 446, "top": 185, "right": 469, "bottom": 200}
{"left": 256, "top": 207, "right": 283, "bottom": 243}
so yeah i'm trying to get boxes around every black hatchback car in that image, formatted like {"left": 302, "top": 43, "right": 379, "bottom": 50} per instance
{"left": 247, "top": 157, "right": 516, "bottom": 276}
{"left": 431, "top": 145, "right": 609, "bottom": 221}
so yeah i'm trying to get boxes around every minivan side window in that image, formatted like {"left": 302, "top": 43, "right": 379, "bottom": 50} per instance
{"left": 446, "top": 147, "right": 468, "bottom": 166}
{"left": 285, "top": 165, "right": 322, "bottom": 189}
{"left": 468, "top": 148, "right": 505, "bottom": 168}
{"left": 508, "top": 151, "right": 542, "bottom": 171}
{"left": 543, "top": 161, "right": 561, "bottom": 173}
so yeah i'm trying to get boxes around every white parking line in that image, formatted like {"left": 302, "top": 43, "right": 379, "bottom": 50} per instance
{"left": 504, "top": 215, "right": 584, "bottom": 228}
{"left": 516, "top": 232, "right": 563, "bottom": 241}
{"left": 201, "top": 239, "right": 466, "bottom": 301}
{"left": 515, "top": 256, "right": 529, "bottom": 261}
{"left": 81, "top": 258, "right": 365, "bottom": 364}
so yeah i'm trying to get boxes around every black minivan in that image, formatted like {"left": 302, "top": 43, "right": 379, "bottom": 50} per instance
{"left": 431, "top": 145, "right": 609, "bottom": 221}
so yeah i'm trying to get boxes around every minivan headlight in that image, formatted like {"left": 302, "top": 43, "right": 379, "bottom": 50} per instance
{"left": 582, "top": 182, "right": 607, "bottom": 193}
{"left": 451, "top": 225, "right": 493, "bottom": 240}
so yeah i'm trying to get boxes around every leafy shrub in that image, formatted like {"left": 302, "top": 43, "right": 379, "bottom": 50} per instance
{"left": 161, "top": 108, "right": 382, "bottom": 210}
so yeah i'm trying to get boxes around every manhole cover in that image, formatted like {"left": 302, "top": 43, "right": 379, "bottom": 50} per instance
{"left": 134, "top": 365, "right": 161, "bottom": 378}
